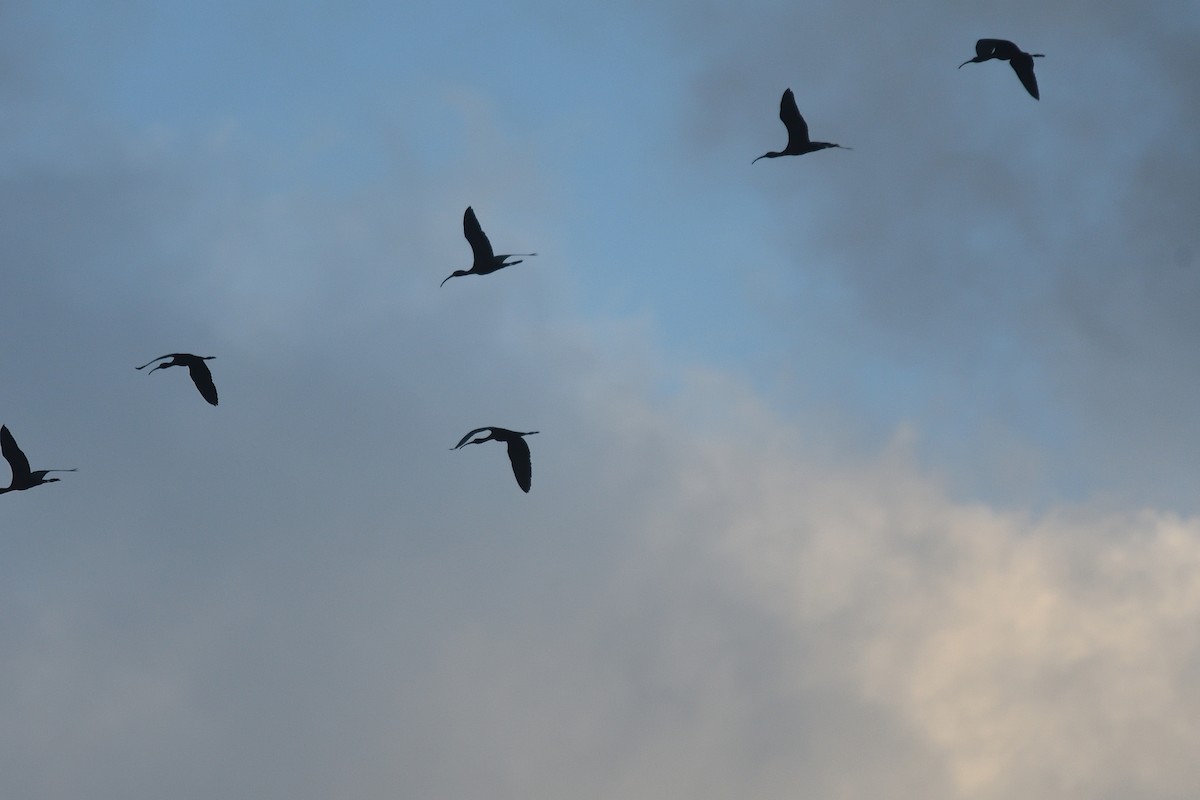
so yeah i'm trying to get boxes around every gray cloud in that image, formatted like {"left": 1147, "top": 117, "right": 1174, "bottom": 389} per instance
{"left": 10, "top": 351, "right": 1200, "bottom": 798}
{"left": 652, "top": 1, "right": 1200, "bottom": 509}
{"left": 5, "top": 3, "right": 1200, "bottom": 799}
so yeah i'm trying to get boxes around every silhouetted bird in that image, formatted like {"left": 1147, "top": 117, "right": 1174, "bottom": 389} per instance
{"left": 1, "top": 425, "right": 75, "bottom": 494}
{"left": 958, "top": 39, "right": 1044, "bottom": 99}
{"left": 441, "top": 207, "right": 537, "bottom": 287}
{"left": 753, "top": 89, "right": 849, "bottom": 163}
{"left": 452, "top": 427, "right": 539, "bottom": 493}
{"left": 136, "top": 353, "right": 218, "bottom": 406}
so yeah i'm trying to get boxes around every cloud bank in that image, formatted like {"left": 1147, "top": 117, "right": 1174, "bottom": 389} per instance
{"left": 3, "top": 2, "right": 1200, "bottom": 798}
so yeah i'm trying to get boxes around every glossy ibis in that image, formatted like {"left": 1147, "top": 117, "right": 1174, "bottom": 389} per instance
{"left": 452, "top": 427, "right": 539, "bottom": 493}
{"left": 1, "top": 425, "right": 75, "bottom": 494}
{"left": 754, "top": 88, "right": 849, "bottom": 163}
{"left": 958, "top": 39, "right": 1044, "bottom": 99}
{"left": 441, "top": 207, "right": 537, "bottom": 286}
{"left": 136, "top": 353, "right": 218, "bottom": 406}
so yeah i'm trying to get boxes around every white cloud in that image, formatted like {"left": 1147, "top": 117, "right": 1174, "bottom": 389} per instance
{"left": 652, "top": 411, "right": 1200, "bottom": 799}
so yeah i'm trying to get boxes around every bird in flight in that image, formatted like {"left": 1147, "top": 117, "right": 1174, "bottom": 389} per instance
{"left": 136, "top": 353, "right": 219, "bottom": 406}
{"left": 754, "top": 88, "right": 849, "bottom": 163}
{"left": 440, "top": 206, "right": 537, "bottom": 286}
{"left": 452, "top": 427, "right": 539, "bottom": 493}
{"left": 958, "top": 39, "right": 1045, "bottom": 99}
{"left": 1, "top": 425, "right": 75, "bottom": 494}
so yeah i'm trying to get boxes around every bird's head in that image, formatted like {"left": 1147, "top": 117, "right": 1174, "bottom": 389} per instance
{"left": 440, "top": 270, "right": 469, "bottom": 287}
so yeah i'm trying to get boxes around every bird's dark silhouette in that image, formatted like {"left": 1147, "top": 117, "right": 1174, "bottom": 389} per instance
{"left": 441, "top": 207, "right": 537, "bottom": 286}
{"left": 1, "top": 425, "right": 75, "bottom": 494}
{"left": 136, "top": 353, "right": 219, "bottom": 405}
{"left": 958, "top": 39, "right": 1044, "bottom": 99}
{"left": 452, "top": 427, "right": 539, "bottom": 493}
{"left": 753, "top": 89, "right": 849, "bottom": 163}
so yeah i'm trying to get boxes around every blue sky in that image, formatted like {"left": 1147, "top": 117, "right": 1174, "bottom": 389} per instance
{"left": 3, "top": 2, "right": 1200, "bottom": 798}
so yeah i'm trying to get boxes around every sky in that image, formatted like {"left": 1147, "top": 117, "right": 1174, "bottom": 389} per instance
{"left": 2, "top": 1, "right": 1200, "bottom": 797}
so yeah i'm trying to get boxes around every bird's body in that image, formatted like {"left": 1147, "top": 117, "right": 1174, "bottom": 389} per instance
{"left": 958, "top": 38, "right": 1044, "bottom": 99}
{"left": 753, "top": 88, "right": 849, "bottom": 163}
{"left": 1, "top": 425, "right": 75, "bottom": 494}
{"left": 136, "top": 353, "right": 218, "bottom": 405}
{"left": 452, "top": 426, "right": 539, "bottom": 493}
{"left": 441, "top": 207, "right": 537, "bottom": 286}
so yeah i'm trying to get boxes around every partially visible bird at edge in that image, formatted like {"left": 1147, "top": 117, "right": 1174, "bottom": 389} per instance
{"left": 1, "top": 425, "right": 75, "bottom": 494}
{"left": 441, "top": 207, "right": 537, "bottom": 286}
{"left": 753, "top": 88, "right": 850, "bottom": 163}
{"left": 451, "top": 427, "right": 539, "bottom": 493}
{"left": 958, "top": 38, "right": 1044, "bottom": 99}
{"left": 136, "top": 353, "right": 219, "bottom": 406}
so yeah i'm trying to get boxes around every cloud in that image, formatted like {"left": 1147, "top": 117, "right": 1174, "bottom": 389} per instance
{"left": 394, "top": 397, "right": 1200, "bottom": 800}
{"left": 10, "top": 330, "right": 1200, "bottom": 799}
{"left": 4, "top": 4, "right": 1200, "bottom": 799}
{"left": 649, "top": 0, "right": 1200, "bottom": 509}
{"left": 706, "top": 426, "right": 1200, "bottom": 799}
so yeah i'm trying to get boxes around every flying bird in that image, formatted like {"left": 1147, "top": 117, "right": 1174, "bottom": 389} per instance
{"left": 1, "top": 425, "right": 75, "bottom": 494}
{"left": 441, "top": 207, "right": 537, "bottom": 286}
{"left": 958, "top": 38, "right": 1044, "bottom": 99}
{"left": 753, "top": 88, "right": 849, "bottom": 163}
{"left": 451, "top": 427, "right": 539, "bottom": 493}
{"left": 136, "top": 353, "right": 218, "bottom": 406}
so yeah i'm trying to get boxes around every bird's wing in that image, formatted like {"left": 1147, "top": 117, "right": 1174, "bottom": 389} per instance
{"left": 506, "top": 436, "right": 532, "bottom": 493}
{"left": 136, "top": 353, "right": 181, "bottom": 370}
{"left": 453, "top": 427, "right": 493, "bottom": 449}
{"left": 779, "top": 89, "right": 810, "bottom": 149}
{"left": 1008, "top": 54, "right": 1039, "bottom": 99}
{"left": 463, "top": 207, "right": 495, "bottom": 263}
{"left": 187, "top": 361, "right": 219, "bottom": 406}
{"left": 1, "top": 426, "right": 32, "bottom": 480}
